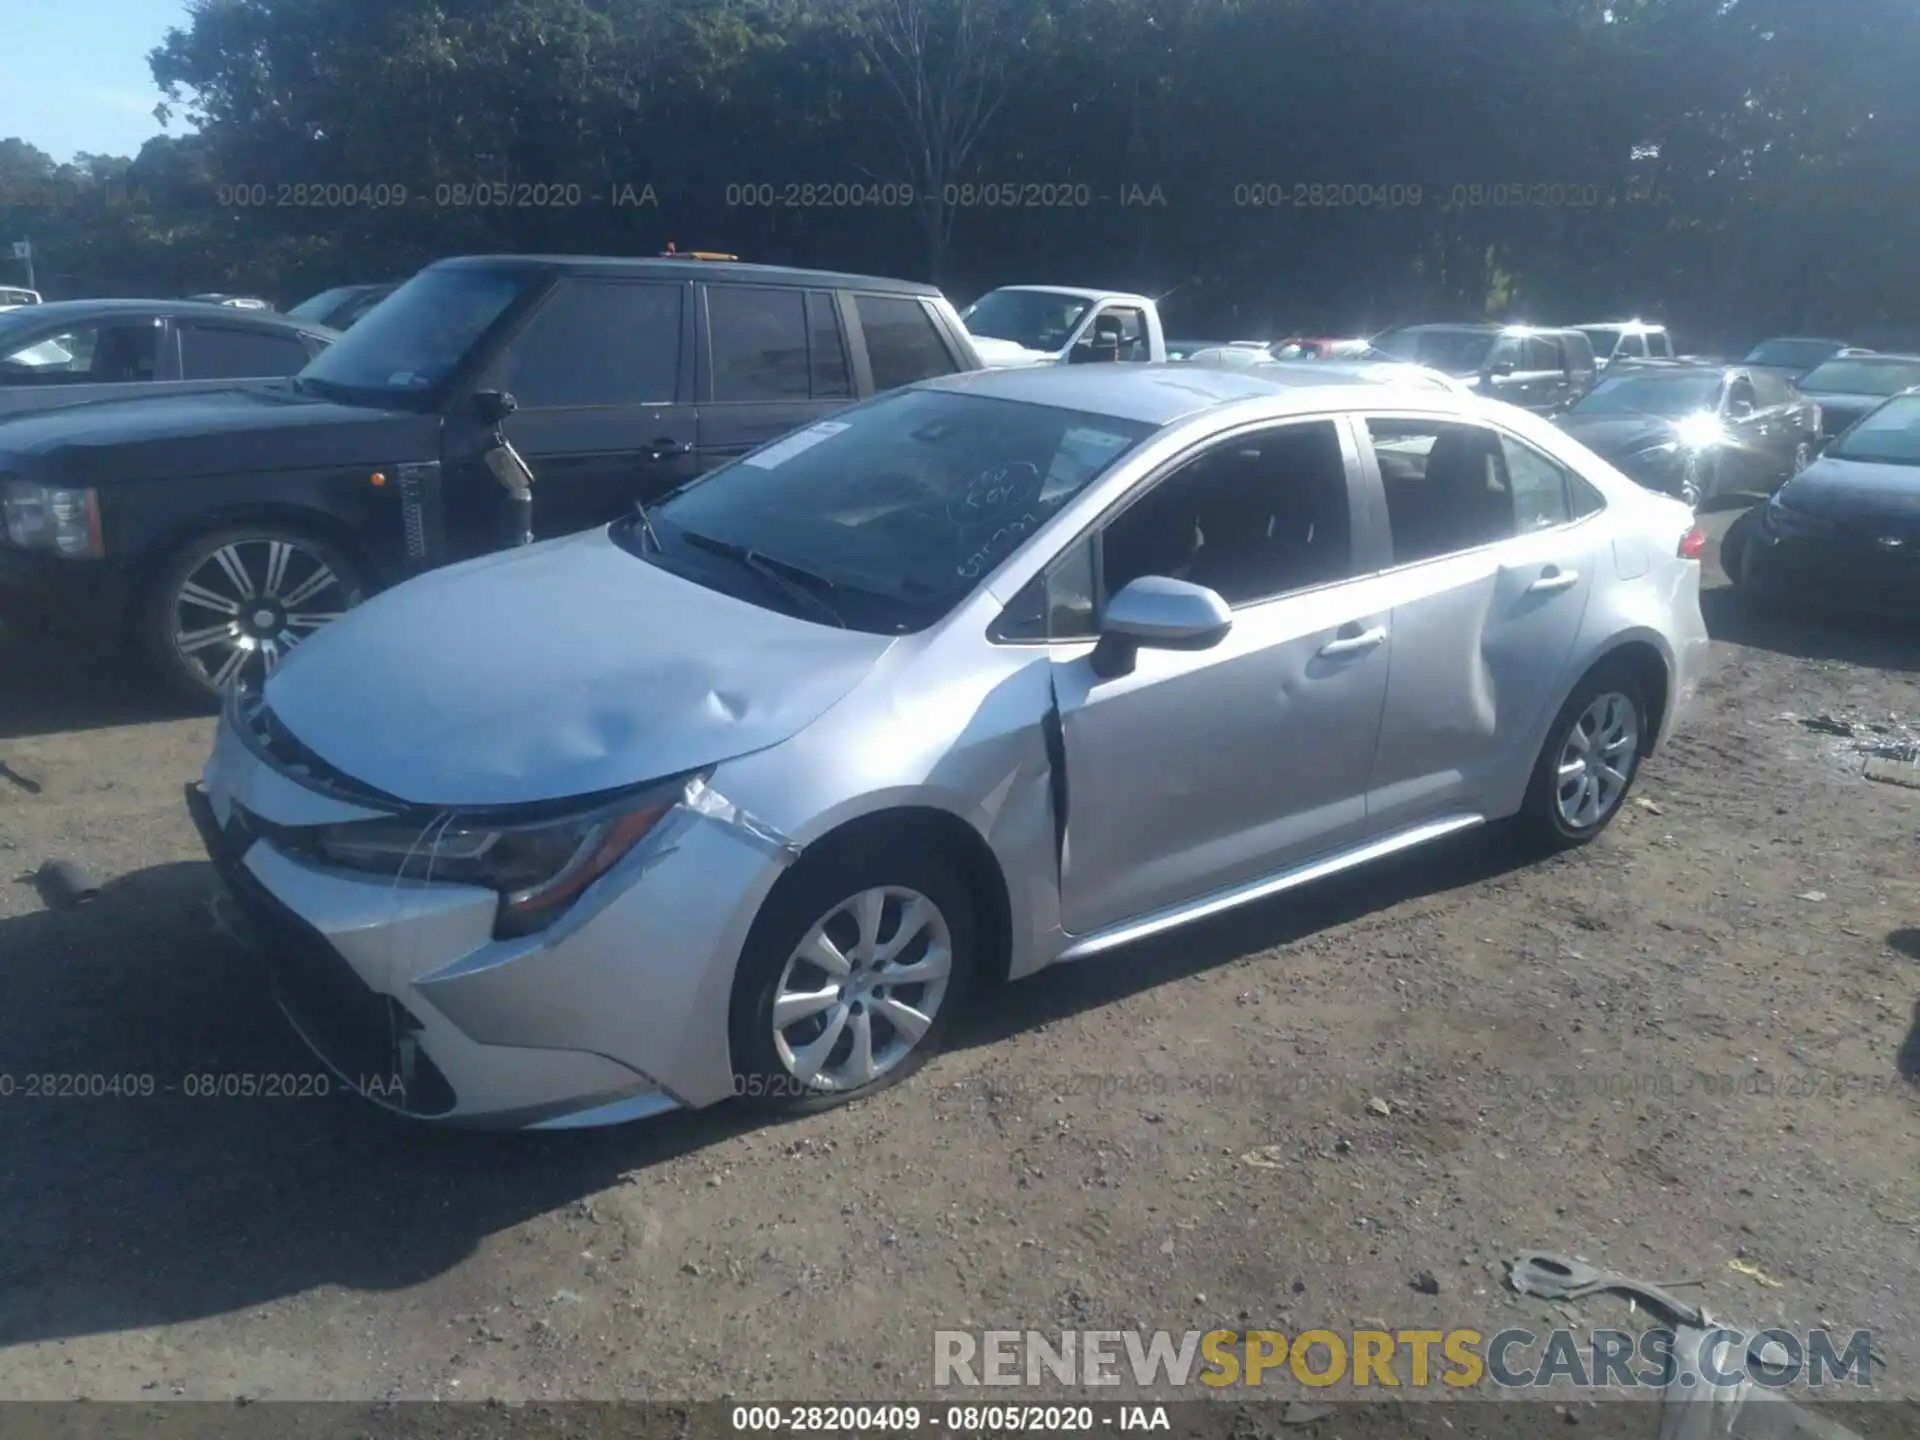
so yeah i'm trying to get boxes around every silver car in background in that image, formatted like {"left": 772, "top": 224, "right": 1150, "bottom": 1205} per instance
{"left": 189, "top": 364, "right": 1711, "bottom": 1129}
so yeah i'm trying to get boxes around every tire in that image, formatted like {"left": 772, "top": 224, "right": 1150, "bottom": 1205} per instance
{"left": 140, "top": 523, "right": 366, "bottom": 707}
{"left": 1515, "top": 663, "right": 1648, "bottom": 852}
{"left": 728, "top": 837, "right": 978, "bottom": 1116}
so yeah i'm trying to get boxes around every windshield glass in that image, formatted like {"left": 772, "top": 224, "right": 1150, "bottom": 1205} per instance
{"left": 1745, "top": 339, "right": 1842, "bottom": 369}
{"left": 1571, "top": 372, "right": 1723, "bottom": 417}
{"left": 1828, "top": 395, "right": 1920, "bottom": 465}
{"left": 297, "top": 267, "right": 532, "bottom": 398}
{"left": 1799, "top": 359, "right": 1920, "bottom": 396}
{"left": 1373, "top": 327, "right": 1497, "bottom": 373}
{"left": 286, "top": 287, "right": 357, "bottom": 323}
{"left": 633, "top": 389, "right": 1155, "bottom": 633}
{"left": 960, "top": 290, "right": 1092, "bottom": 352}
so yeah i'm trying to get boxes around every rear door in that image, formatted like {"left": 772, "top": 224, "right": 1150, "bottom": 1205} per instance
{"left": 481, "top": 277, "right": 696, "bottom": 538}
{"left": 1356, "top": 415, "right": 1608, "bottom": 831}
{"left": 694, "top": 285, "right": 849, "bottom": 472}
{"left": 0, "top": 312, "right": 168, "bottom": 416}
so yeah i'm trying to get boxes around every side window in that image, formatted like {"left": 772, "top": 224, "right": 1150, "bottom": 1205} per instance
{"left": 1651, "top": 331, "right": 1673, "bottom": 358}
{"left": 1618, "top": 332, "right": 1649, "bottom": 359}
{"left": 707, "top": 285, "right": 810, "bottom": 402}
{"left": 1488, "top": 336, "right": 1523, "bottom": 370}
{"left": 1098, "top": 419, "right": 1353, "bottom": 609}
{"left": 500, "top": 280, "right": 681, "bottom": 407}
{"left": 1366, "top": 418, "right": 1515, "bottom": 565}
{"left": 1726, "top": 376, "right": 1758, "bottom": 415}
{"left": 1753, "top": 372, "right": 1792, "bottom": 407}
{"left": 807, "top": 292, "right": 852, "bottom": 400}
{"left": 992, "top": 539, "right": 1097, "bottom": 642}
{"left": 855, "top": 294, "right": 958, "bottom": 390}
{"left": 179, "top": 325, "right": 310, "bottom": 380}
{"left": 1092, "top": 306, "right": 1149, "bottom": 362}
{"left": 1523, "top": 335, "right": 1564, "bottom": 372}
{"left": 1499, "top": 434, "right": 1577, "bottom": 531}
{"left": 1, "top": 321, "right": 158, "bottom": 384}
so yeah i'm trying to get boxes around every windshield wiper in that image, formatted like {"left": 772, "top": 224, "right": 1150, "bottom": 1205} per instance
{"left": 632, "top": 499, "right": 661, "bottom": 553}
{"left": 676, "top": 529, "right": 846, "bottom": 628}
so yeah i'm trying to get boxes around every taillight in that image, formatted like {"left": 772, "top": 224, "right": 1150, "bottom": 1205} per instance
{"left": 1677, "top": 526, "right": 1706, "bottom": 560}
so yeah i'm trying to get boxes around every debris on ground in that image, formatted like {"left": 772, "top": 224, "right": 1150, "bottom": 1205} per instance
{"left": 1241, "top": 1145, "right": 1287, "bottom": 1169}
{"left": 1728, "top": 1259, "right": 1783, "bottom": 1289}
{"left": 1633, "top": 796, "right": 1665, "bottom": 815}
{"left": 33, "top": 857, "right": 98, "bottom": 909}
{"left": 1411, "top": 1270, "right": 1441, "bottom": 1295}
{"left": 1506, "top": 1250, "right": 1708, "bottom": 1327}
{"left": 1797, "top": 891, "right": 1827, "bottom": 902}
{"left": 1366, "top": 1096, "right": 1391, "bottom": 1116}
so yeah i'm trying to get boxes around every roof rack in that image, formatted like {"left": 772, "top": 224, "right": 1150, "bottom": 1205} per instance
{"left": 660, "top": 243, "right": 740, "bottom": 261}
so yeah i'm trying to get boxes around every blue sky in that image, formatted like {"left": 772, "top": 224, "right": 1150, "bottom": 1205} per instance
{"left": 1, "top": 0, "right": 196, "bottom": 161}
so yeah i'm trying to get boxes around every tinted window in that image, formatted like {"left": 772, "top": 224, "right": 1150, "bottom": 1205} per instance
{"left": 1500, "top": 435, "right": 1578, "bottom": 531}
{"left": 1750, "top": 371, "right": 1794, "bottom": 407}
{"left": 1650, "top": 331, "right": 1673, "bottom": 357}
{"left": 808, "top": 292, "right": 852, "bottom": 400}
{"left": 1800, "top": 359, "right": 1920, "bottom": 395}
{"left": 1828, "top": 394, "right": 1920, "bottom": 464}
{"left": 1578, "top": 327, "right": 1622, "bottom": 356}
{"left": 1745, "top": 339, "right": 1842, "bottom": 369}
{"left": 1376, "top": 328, "right": 1498, "bottom": 373}
{"left": 1573, "top": 372, "right": 1722, "bottom": 417}
{"left": 286, "top": 287, "right": 356, "bottom": 324}
{"left": 302, "top": 266, "right": 533, "bottom": 397}
{"left": 1618, "top": 331, "right": 1648, "bottom": 358}
{"left": 1522, "top": 335, "right": 1563, "bottom": 371}
{"left": 1366, "top": 419, "right": 1516, "bottom": 564}
{"left": 856, "top": 295, "right": 958, "bottom": 390}
{"left": 1725, "top": 377, "right": 1758, "bottom": 414}
{"left": 0, "top": 319, "right": 159, "bottom": 383}
{"left": 707, "top": 285, "right": 809, "bottom": 402}
{"left": 501, "top": 280, "right": 681, "bottom": 407}
{"left": 1100, "top": 420, "right": 1353, "bottom": 607}
{"left": 180, "top": 325, "right": 310, "bottom": 379}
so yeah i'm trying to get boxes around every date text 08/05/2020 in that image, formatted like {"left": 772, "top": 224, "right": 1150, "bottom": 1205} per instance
{"left": 727, "top": 1405, "right": 1167, "bottom": 1432}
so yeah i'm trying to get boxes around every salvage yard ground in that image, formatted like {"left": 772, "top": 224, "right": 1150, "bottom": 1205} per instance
{"left": 0, "top": 505, "right": 1916, "bottom": 1412}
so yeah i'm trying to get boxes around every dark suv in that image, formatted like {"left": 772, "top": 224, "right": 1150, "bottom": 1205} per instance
{"left": 0, "top": 255, "right": 983, "bottom": 702}
{"left": 1371, "top": 324, "right": 1597, "bottom": 413}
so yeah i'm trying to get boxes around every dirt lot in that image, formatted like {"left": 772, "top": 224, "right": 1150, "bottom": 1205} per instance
{"left": 1, "top": 503, "right": 1916, "bottom": 1421}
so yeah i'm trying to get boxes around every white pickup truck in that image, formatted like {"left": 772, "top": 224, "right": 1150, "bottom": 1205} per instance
{"left": 958, "top": 285, "right": 1168, "bottom": 367}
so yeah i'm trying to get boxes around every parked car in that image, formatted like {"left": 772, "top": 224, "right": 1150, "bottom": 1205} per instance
{"left": 1186, "top": 353, "right": 1472, "bottom": 393}
{"left": 1573, "top": 320, "right": 1675, "bottom": 369}
{"left": 1552, "top": 361, "right": 1820, "bottom": 508}
{"left": 960, "top": 286, "right": 1168, "bottom": 366}
{"left": 0, "top": 286, "right": 41, "bottom": 310}
{"left": 285, "top": 282, "right": 401, "bottom": 331}
{"left": 1725, "top": 389, "right": 1920, "bottom": 617}
{"left": 1268, "top": 337, "right": 1380, "bottom": 361}
{"left": 183, "top": 364, "right": 1709, "bottom": 1129}
{"left": 1793, "top": 354, "right": 1920, "bottom": 439}
{"left": 0, "top": 299, "right": 336, "bottom": 418}
{"left": 0, "top": 255, "right": 982, "bottom": 703}
{"left": 1167, "top": 340, "right": 1229, "bottom": 361}
{"left": 1740, "top": 337, "right": 1859, "bottom": 383}
{"left": 186, "top": 293, "right": 276, "bottom": 311}
{"left": 1371, "top": 324, "right": 1597, "bottom": 413}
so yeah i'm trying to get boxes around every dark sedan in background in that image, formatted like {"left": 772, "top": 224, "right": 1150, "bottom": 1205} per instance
{"left": 0, "top": 299, "right": 336, "bottom": 418}
{"left": 1552, "top": 361, "right": 1819, "bottom": 508}
{"left": 1795, "top": 353, "right": 1920, "bottom": 438}
{"left": 1740, "top": 336, "right": 1858, "bottom": 383}
{"left": 1727, "top": 390, "right": 1920, "bottom": 617}
{"left": 285, "top": 281, "right": 401, "bottom": 331}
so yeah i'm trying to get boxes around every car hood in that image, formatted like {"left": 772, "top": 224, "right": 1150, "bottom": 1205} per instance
{"left": 0, "top": 384, "right": 435, "bottom": 485}
{"left": 261, "top": 527, "right": 897, "bottom": 808}
{"left": 1776, "top": 456, "right": 1920, "bottom": 528}
{"left": 1554, "top": 413, "right": 1680, "bottom": 455}
{"left": 969, "top": 336, "right": 1060, "bottom": 368}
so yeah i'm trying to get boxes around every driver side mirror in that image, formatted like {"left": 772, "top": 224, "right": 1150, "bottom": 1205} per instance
{"left": 473, "top": 389, "right": 519, "bottom": 425}
{"left": 1090, "top": 576, "right": 1232, "bottom": 680}
{"left": 1485, "top": 360, "right": 1516, "bottom": 380}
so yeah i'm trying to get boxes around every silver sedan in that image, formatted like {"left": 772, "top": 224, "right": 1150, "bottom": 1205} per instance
{"left": 189, "top": 364, "right": 1712, "bottom": 1128}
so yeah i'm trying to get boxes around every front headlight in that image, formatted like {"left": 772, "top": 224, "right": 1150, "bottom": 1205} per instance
{"left": 311, "top": 778, "right": 692, "bottom": 937}
{"left": 1673, "top": 414, "right": 1729, "bottom": 450}
{"left": 2, "top": 480, "right": 103, "bottom": 556}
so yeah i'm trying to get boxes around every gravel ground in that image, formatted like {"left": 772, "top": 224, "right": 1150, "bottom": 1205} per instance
{"left": 1, "top": 502, "right": 1916, "bottom": 1429}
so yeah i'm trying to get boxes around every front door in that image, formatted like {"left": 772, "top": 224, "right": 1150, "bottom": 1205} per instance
{"left": 1053, "top": 417, "right": 1395, "bottom": 937}
{"left": 471, "top": 277, "right": 697, "bottom": 545}
{"left": 1356, "top": 417, "right": 1606, "bottom": 831}
{"left": 695, "top": 286, "right": 851, "bottom": 472}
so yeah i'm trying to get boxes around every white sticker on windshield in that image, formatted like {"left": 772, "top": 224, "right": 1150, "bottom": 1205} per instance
{"left": 742, "top": 420, "right": 851, "bottom": 469}
{"left": 387, "top": 372, "right": 419, "bottom": 387}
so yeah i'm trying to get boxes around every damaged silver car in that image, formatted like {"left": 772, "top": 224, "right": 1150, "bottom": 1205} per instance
{"left": 188, "top": 364, "right": 1711, "bottom": 1128}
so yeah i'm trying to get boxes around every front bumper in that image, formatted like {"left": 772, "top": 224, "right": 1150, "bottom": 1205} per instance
{"left": 1742, "top": 513, "right": 1920, "bottom": 617}
{"left": 0, "top": 545, "right": 131, "bottom": 636}
{"left": 189, "top": 720, "right": 792, "bottom": 1129}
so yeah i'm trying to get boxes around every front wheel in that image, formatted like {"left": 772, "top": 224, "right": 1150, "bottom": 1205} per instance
{"left": 729, "top": 840, "right": 977, "bottom": 1115}
{"left": 140, "top": 524, "right": 365, "bottom": 706}
{"left": 1515, "top": 665, "right": 1647, "bottom": 851}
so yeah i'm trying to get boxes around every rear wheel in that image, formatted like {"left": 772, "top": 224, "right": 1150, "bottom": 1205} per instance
{"left": 1516, "top": 664, "right": 1647, "bottom": 851}
{"left": 140, "top": 524, "right": 364, "bottom": 706}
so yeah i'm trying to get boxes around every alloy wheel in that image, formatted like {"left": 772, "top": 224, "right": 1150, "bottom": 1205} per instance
{"left": 1553, "top": 691, "right": 1639, "bottom": 831}
{"left": 771, "top": 886, "right": 954, "bottom": 1093}
{"left": 170, "top": 537, "right": 349, "bottom": 693}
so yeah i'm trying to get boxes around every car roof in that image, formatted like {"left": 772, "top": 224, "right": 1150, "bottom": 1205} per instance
{"left": 1751, "top": 335, "right": 1849, "bottom": 345}
{"left": 0, "top": 297, "right": 331, "bottom": 332}
{"left": 1389, "top": 322, "right": 1574, "bottom": 337}
{"left": 983, "top": 285, "right": 1153, "bottom": 305}
{"left": 429, "top": 254, "right": 942, "bottom": 296}
{"left": 1806, "top": 352, "right": 1920, "bottom": 365}
{"left": 915, "top": 361, "right": 1468, "bottom": 426}
{"left": 1573, "top": 319, "right": 1666, "bottom": 330}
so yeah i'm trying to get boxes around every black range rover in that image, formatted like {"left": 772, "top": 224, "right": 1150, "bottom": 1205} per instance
{"left": 0, "top": 254, "right": 983, "bottom": 702}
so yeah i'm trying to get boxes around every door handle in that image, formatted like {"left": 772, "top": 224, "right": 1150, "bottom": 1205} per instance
{"left": 1316, "top": 625, "right": 1387, "bottom": 658}
{"left": 1527, "top": 567, "right": 1581, "bottom": 594}
{"left": 643, "top": 438, "right": 692, "bottom": 461}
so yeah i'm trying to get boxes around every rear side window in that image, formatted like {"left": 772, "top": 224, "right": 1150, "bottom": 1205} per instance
{"left": 1498, "top": 434, "right": 1610, "bottom": 530}
{"left": 855, "top": 294, "right": 958, "bottom": 390}
{"left": 179, "top": 325, "right": 311, "bottom": 380}
{"left": 501, "top": 280, "right": 681, "bottom": 406}
{"left": 1366, "top": 419, "right": 1515, "bottom": 564}
{"left": 707, "top": 285, "right": 810, "bottom": 402}
{"left": 1523, "top": 336, "right": 1564, "bottom": 371}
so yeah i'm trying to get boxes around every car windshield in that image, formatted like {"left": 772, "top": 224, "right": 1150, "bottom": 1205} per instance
{"left": 1799, "top": 359, "right": 1920, "bottom": 395}
{"left": 286, "top": 287, "right": 358, "bottom": 323}
{"left": 296, "top": 267, "right": 533, "bottom": 400}
{"left": 960, "top": 290, "right": 1092, "bottom": 352}
{"left": 629, "top": 388, "right": 1155, "bottom": 634}
{"left": 1373, "top": 327, "right": 1496, "bottom": 373}
{"left": 1571, "top": 373, "right": 1723, "bottom": 417}
{"left": 1827, "top": 395, "right": 1920, "bottom": 466}
{"left": 1744, "top": 339, "right": 1843, "bottom": 369}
